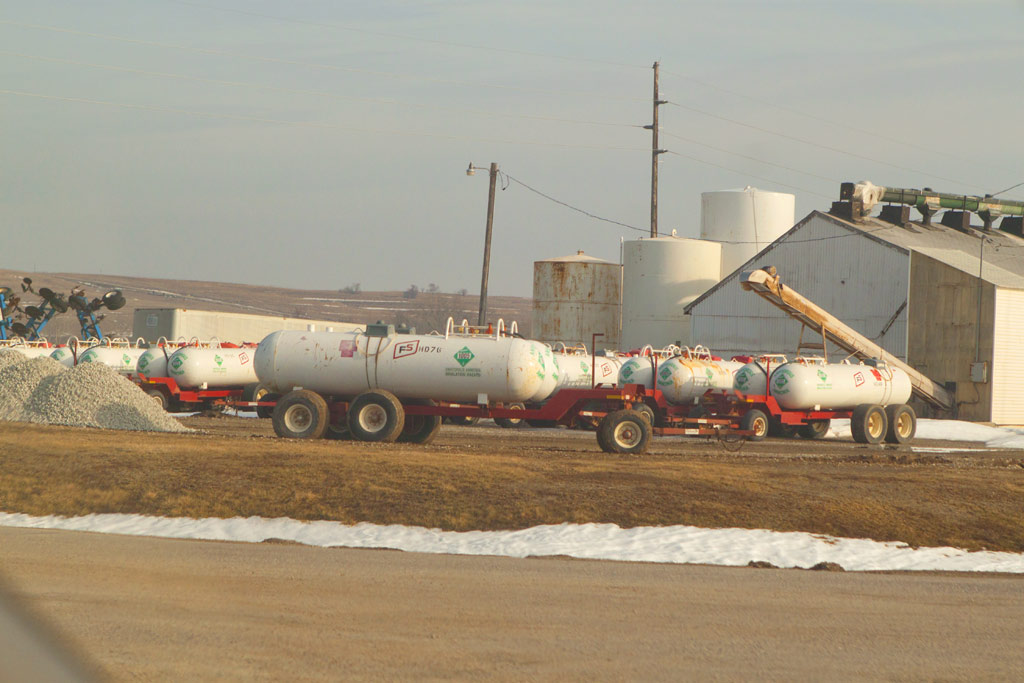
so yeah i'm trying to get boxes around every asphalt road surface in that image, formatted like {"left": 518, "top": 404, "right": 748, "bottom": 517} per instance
{"left": 1, "top": 526, "right": 1021, "bottom": 681}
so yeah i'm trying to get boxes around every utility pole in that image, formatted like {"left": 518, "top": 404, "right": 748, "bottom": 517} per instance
{"left": 643, "top": 61, "right": 668, "bottom": 237}
{"left": 467, "top": 162, "right": 499, "bottom": 326}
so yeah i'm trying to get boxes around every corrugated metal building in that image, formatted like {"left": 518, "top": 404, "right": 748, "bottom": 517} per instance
{"left": 685, "top": 208, "right": 1024, "bottom": 424}
{"left": 132, "top": 308, "right": 363, "bottom": 344}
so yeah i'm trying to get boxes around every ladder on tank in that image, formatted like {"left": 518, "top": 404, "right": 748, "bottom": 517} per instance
{"left": 740, "top": 267, "right": 954, "bottom": 411}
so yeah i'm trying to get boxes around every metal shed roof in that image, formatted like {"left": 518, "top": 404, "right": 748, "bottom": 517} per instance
{"left": 686, "top": 209, "right": 1024, "bottom": 313}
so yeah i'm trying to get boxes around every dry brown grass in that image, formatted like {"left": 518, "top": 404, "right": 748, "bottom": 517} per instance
{"left": 1, "top": 419, "right": 1022, "bottom": 553}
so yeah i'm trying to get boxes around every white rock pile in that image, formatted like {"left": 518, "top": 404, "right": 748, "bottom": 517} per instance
{"left": 0, "top": 349, "right": 188, "bottom": 432}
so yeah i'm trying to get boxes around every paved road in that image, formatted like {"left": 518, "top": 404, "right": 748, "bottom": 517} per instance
{"left": 1, "top": 527, "right": 1022, "bottom": 681}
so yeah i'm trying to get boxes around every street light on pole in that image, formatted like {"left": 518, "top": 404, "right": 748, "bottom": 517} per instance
{"left": 466, "top": 162, "right": 498, "bottom": 327}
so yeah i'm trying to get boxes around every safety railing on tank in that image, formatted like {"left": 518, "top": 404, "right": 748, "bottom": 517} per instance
{"left": 444, "top": 317, "right": 519, "bottom": 340}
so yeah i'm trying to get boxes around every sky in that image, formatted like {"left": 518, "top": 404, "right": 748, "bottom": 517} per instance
{"left": 2, "top": 0, "right": 1023, "bottom": 297}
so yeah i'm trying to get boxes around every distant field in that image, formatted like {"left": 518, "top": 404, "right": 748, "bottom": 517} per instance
{"left": 0, "top": 268, "right": 532, "bottom": 341}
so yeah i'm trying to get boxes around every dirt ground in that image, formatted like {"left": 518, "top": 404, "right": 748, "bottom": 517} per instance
{"left": 1, "top": 416, "right": 1023, "bottom": 680}
{"left": 2, "top": 526, "right": 1023, "bottom": 682}
{"left": 0, "top": 416, "right": 1022, "bottom": 551}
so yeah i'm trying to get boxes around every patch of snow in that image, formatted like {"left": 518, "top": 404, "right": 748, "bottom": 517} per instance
{"left": 826, "top": 417, "right": 1024, "bottom": 449}
{"left": 1, "top": 512, "right": 1021, "bottom": 573}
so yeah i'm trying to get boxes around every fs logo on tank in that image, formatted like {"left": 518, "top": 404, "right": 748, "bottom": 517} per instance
{"left": 394, "top": 340, "right": 419, "bottom": 359}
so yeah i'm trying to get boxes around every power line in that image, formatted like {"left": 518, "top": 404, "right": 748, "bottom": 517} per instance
{"left": 0, "top": 20, "right": 648, "bottom": 104}
{"left": 167, "top": 0, "right": 647, "bottom": 70}
{"left": 0, "top": 88, "right": 648, "bottom": 152}
{"left": 660, "top": 67, "right": 994, "bottom": 171}
{"left": 991, "top": 181, "right": 1024, "bottom": 197}
{"left": 1, "top": 50, "right": 641, "bottom": 130}
{"left": 504, "top": 173, "right": 648, "bottom": 233}
{"left": 660, "top": 130, "right": 841, "bottom": 184}
{"left": 665, "top": 100, "right": 983, "bottom": 190}
{"left": 504, "top": 171, "right": 899, "bottom": 245}
{"left": 664, "top": 151, "right": 834, "bottom": 199}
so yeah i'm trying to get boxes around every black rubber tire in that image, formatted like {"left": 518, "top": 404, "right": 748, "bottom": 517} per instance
{"left": 494, "top": 402, "right": 526, "bottom": 428}
{"left": 348, "top": 389, "right": 405, "bottom": 442}
{"left": 50, "top": 296, "right": 68, "bottom": 313}
{"left": 325, "top": 421, "right": 353, "bottom": 440}
{"left": 851, "top": 404, "right": 888, "bottom": 445}
{"left": 272, "top": 389, "right": 330, "bottom": 439}
{"left": 397, "top": 400, "right": 442, "bottom": 444}
{"left": 597, "top": 409, "right": 653, "bottom": 454}
{"left": 256, "top": 392, "right": 279, "bottom": 420}
{"left": 102, "top": 290, "right": 126, "bottom": 310}
{"left": 740, "top": 409, "right": 769, "bottom": 441}
{"left": 68, "top": 295, "right": 89, "bottom": 312}
{"left": 240, "top": 382, "right": 269, "bottom": 403}
{"left": 145, "top": 388, "right": 169, "bottom": 411}
{"left": 884, "top": 404, "right": 916, "bottom": 444}
{"left": 24, "top": 305, "right": 43, "bottom": 319}
{"left": 635, "top": 403, "right": 657, "bottom": 426}
{"left": 448, "top": 415, "right": 480, "bottom": 426}
{"left": 769, "top": 420, "right": 798, "bottom": 438}
{"left": 797, "top": 419, "right": 830, "bottom": 440}
{"left": 11, "top": 322, "right": 29, "bottom": 337}
{"left": 38, "top": 287, "right": 56, "bottom": 303}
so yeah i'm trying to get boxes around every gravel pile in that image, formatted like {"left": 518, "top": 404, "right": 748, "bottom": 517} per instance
{"left": 0, "top": 349, "right": 188, "bottom": 433}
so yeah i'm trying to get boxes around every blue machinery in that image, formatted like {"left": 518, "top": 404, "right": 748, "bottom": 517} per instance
{"left": 0, "top": 278, "right": 125, "bottom": 342}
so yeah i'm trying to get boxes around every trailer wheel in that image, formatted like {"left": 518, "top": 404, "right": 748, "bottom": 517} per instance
{"left": 740, "top": 409, "right": 769, "bottom": 441}
{"left": 145, "top": 388, "right": 168, "bottom": 411}
{"left": 769, "top": 420, "right": 798, "bottom": 438}
{"left": 448, "top": 416, "right": 480, "bottom": 426}
{"left": 851, "top": 404, "right": 888, "bottom": 444}
{"left": 348, "top": 390, "right": 405, "bottom": 442}
{"left": 797, "top": 419, "right": 830, "bottom": 440}
{"left": 597, "top": 410, "right": 652, "bottom": 454}
{"left": 325, "top": 420, "right": 352, "bottom": 441}
{"left": 884, "top": 404, "right": 916, "bottom": 444}
{"left": 495, "top": 403, "right": 525, "bottom": 428}
{"left": 273, "top": 389, "right": 330, "bottom": 439}
{"left": 635, "top": 403, "right": 656, "bottom": 425}
{"left": 256, "top": 393, "right": 279, "bottom": 419}
{"left": 398, "top": 400, "right": 442, "bottom": 444}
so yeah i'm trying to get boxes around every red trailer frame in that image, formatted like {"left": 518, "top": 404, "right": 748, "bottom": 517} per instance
{"left": 267, "top": 383, "right": 750, "bottom": 453}
{"left": 132, "top": 374, "right": 275, "bottom": 415}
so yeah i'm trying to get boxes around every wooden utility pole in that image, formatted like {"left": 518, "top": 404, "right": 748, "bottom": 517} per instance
{"left": 644, "top": 61, "right": 668, "bottom": 237}
{"left": 478, "top": 162, "right": 498, "bottom": 326}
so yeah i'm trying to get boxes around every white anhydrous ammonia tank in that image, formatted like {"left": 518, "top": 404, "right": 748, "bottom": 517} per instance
{"left": 617, "top": 356, "right": 655, "bottom": 389}
{"left": 49, "top": 346, "right": 77, "bottom": 367}
{"left": 552, "top": 352, "right": 620, "bottom": 389}
{"left": 733, "top": 356, "right": 789, "bottom": 396}
{"left": 533, "top": 251, "right": 621, "bottom": 353}
{"left": 5, "top": 344, "right": 53, "bottom": 359}
{"left": 768, "top": 361, "right": 912, "bottom": 410}
{"left": 655, "top": 356, "right": 745, "bottom": 405}
{"left": 700, "top": 187, "right": 795, "bottom": 277}
{"left": 136, "top": 346, "right": 175, "bottom": 378}
{"left": 78, "top": 346, "right": 147, "bottom": 374}
{"left": 166, "top": 346, "right": 258, "bottom": 388}
{"left": 256, "top": 330, "right": 559, "bottom": 404}
{"left": 621, "top": 237, "right": 722, "bottom": 350}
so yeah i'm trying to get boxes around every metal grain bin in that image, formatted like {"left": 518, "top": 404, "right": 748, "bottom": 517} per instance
{"left": 532, "top": 251, "right": 621, "bottom": 353}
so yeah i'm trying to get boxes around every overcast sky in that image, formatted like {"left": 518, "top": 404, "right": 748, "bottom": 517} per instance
{"left": 2, "top": 0, "right": 1023, "bottom": 296}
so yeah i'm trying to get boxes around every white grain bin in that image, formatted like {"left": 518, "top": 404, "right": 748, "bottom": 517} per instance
{"left": 700, "top": 187, "right": 795, "bottom": 277}
{"left": 620, "top": 237, "right": 722, "bottom": 350}
{"left": 532, "top": 251, "right": 621, "bottom": 353}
